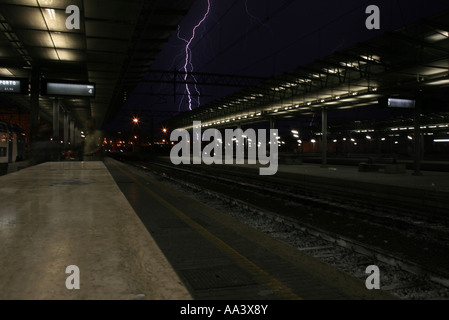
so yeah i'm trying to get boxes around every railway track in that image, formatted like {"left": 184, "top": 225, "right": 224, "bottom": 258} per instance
{"left": 110, "top": 155, "right": 449, "bottom": 299}
{"left": 138, "top": 159, "right": 449, "bottom": 243}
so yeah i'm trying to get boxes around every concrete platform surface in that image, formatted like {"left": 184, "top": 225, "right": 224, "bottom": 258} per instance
{"left": 0, "top": 161, "right": 192, "bottom": 300}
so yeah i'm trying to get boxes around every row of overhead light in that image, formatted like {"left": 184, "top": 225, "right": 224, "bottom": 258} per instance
{"left": 390, "top": 124, "right": 449, "bottom": 131}
{"left": 350, "top": 123, "right": 449, "bottom": 133}
{"left": 188, "top": 54, "right": 383, "bottom": 130}
{"left": 201, "top": 112, "right": 263, "bottom": 128}
{"left": 192, "top": 52, "right": 449, "bottom": 135}
{"left": 269, "top": 88, "right": 377, "bottom": 114}
{"left": 189, "top": 51, "right": 444, "bottom": 131}
{"left": 264, "top": 55, "right": 381, "bottom": 113}
{"left": 197, "top": 88, "right": 378, "bottom": 130}
{"left": 291, "top": 128, "right": 449, "bottom": 146}
{"left": 270, "top": 56, "right": 380, "bottom": 92}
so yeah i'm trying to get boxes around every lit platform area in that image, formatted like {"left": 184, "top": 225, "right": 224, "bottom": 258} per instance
{"left": 156, "top": 154, "right": 449, "bottom": 195}
{"left": 216, "top": 161, "right": 449, "bottom": 213}
{"left": 275, "top": 163, "right": 449, "bottom": 192}
{"left": 0, "top": 161, "right": 191, "bottom": 300}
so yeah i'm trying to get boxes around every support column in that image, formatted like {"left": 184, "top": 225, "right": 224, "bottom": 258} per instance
{"left": 73, "top": 127, "right": 78, "bottom": 146}
{"left": 30, "top": 66, "right": 40, "bottom": 144}
{"left": 321, "top": 107, "right": 328, "bottom": 168}
{"left": 64, "top": 111, "right": 69, "bottom": 148}
{"left": 52, "top": 98, "right": 59, "bottom": 140}
{"left": 69, "top": 120, "right": 75, "bottom": 146}
{"left": 413, "top": 97, "right": 422, "bottom": 176}
{"left": 377, "top": 131, "right": 382, "bottom": 156}
{"left": 269, "top": 117, "right": 276, "bottom": 130}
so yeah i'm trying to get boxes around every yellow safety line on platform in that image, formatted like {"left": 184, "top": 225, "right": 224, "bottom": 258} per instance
{"left": 110, "top": 159, "right": 302, "bottom": 300}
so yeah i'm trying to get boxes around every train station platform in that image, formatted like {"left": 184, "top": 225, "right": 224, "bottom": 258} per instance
{"left": 0, "top": 161, "right": 191, "bottom": 300}
{"left": 0, "top": 158, "right": 395, "bottom": 300}
{"left": 278, "top": 163, "right": 449, "bottom": 214}
{"left": 276, "top": 163, "right": 449, "bottom": 192}
{"left": 146, "top": 154, "right": 449, "bottom": 193}
{"left": 218, "top": 160, "right": 449, "bottom": 213}
{"left": 150, "top": 154, "right": 449, "bottom": 212}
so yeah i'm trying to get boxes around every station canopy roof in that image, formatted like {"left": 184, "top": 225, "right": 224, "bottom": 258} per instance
{"left": 0, "top": 0, "right": 194, "bottom": 128}
{"left": 167, "top": 9, "right": 449, "bottom": 132}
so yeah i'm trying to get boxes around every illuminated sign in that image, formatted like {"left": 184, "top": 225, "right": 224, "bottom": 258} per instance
{"left": 387, "top": 98, "right": 415, "bottom": 108}
{"left": 42, "top": 81, "right": 95, "bottom": 98}
{"left": 378, "top": 97, "right": 416, "bottom": 109}
{"left": 0, "top": 78, "right": 28, "bottom": 94}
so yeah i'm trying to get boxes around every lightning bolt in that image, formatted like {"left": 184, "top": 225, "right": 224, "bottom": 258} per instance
{"left": 177, "top": 0, "right": 211, "bottom": 111}
{"left": 177, "top": 27, "right": 201, "bottom": 111}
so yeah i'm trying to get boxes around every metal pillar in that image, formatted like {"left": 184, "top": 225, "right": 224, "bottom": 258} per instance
{"left": 30, "top": 66, "right": 40, "bottom": 144}
{"left": 69, "top": 120, "right": 75, "bottom": 146}
{"left": 270, "top": 117, "right": 276, "bottom": 130}
{"left": 377, "top": 132, "right": 382, "bottom": 156}
{"left": 52, "top": 98, "right": 60, "bottom": 140}
{"left": 64, "top": 111, "right": 69, "bottom": 148}
{"left": 321, "top": 107, "right": 328, "bottom": 168}
{"left": 73, "top": 127, "right": 78, "bottom": 146}
{"left": 413, "top": 97, "right": 422, "bottom": 176}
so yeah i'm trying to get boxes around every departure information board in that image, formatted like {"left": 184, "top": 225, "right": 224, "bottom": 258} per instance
{"left": 387, "top": 98, "right": 416, "bottom": 108}
{"left": 0, "top": 78, "right": 28, "bottom": 94}
{"left": 43, "top": 81, "right": 95, "bottom": 97}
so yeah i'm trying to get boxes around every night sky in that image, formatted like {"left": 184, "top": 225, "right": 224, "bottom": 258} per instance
{"left": 104, "top": 0, "right": 449, "bottom": 133}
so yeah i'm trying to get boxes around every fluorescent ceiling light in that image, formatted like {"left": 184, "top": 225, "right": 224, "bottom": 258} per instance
{"left": 426, "top": 30, "right": 449, "bottom": 43}
{"left": 360, "top": 55, "right": 381, "bottom": 62}
{"left": 39, "top": 0, "right": 54, "bottom": 5}
{"left": 45, "top": 8, "right": 56, "bottom": 21}
{"left": 425, "top": 79, "right": 449, "bottom": 86}
{"left": 0, "top": 68, "right": 13, "bottom": 77}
